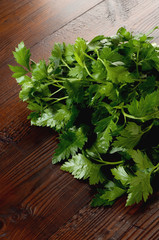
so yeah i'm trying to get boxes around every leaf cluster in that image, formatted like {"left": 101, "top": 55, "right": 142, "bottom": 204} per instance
{"left": 10, "top": 27, "right": 159, "bottom": 207}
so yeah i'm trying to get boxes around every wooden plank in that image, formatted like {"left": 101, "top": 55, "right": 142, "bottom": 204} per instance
{"left": 0, "top": 151, "right": 92, "bottom": 239}
{"left": 0, "top": 0, "right": 31, "bottom": 18}
{"left": 29, "top": 0, "right": 159, "bottom": 54}
{"left": 0, "top": 128, "right": 92, "bottom": 239}
{"left": 49, "top": 193, "right": 159, "bottom": 240}
{"left": 0, "top": 0, "right": 103, "bottom": 67}
{"left": 0, "top": 175, "right": 91, "bottom": 239}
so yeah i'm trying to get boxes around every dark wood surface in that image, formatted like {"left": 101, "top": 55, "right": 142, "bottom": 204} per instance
{"left": 0, "top": 0, "right": 159, "bottom": 239}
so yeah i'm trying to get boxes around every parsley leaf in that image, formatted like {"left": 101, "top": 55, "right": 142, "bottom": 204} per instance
{"left": 69, "top": 65, "right": 87, "bottom": 79}
{"left": 101, "top": 181, "right": 126, "bottom": 202}
{"left": 31, "top": 104, "right": 71, "bottom": 131}
{"left": 111, "top": 166, "right": 131, "bottom": 186}
{"left": 74, "top": 37, "right": 87, "bottom": 67}
{"left": 95, "top": 120, "right": 117, "bottom": 154}
{"left": 127, "top": 90, "right": 159, "bottom": 121}
{"left": 91, "top": 189, "right": 114, "bottom": 207}
{"left": 32, "top": 60, "right": 47, "bottom": 81}
{"left": 64, "top": 43, "right": 75, "bottom": 64}
{"left": 128, "top": 149, "right": 154, "bottom": 170}
{"left": 91, "top": 60, "right": 106, "bottom": 81}
{"left": 126, "top": 171, "right": 153, "bottom": 206}
{"left": 8, "top": 65, "right": 28, "bottom": 78}
{"left": 52, "top": 127, "right": 87, "bottom": 163}
{"left": 19, "top": 81, "right": 34, "bottom": 101}
{"left": 50, "top": 42, "right": 64, "bottom": 69}
{"left": 104, "top": 62, "right": 134, "bottom": 84}
{"left": 113, "top": 122, "right": 143, "bottom": 149}
{"left": 61, "top": 153, "right": 105, "bottom": 185}
{"left": 91, "top": 181, "right": 126, "bottom": 206}
{"left": 13, "top": 41, "right": 31, "bottom": 70}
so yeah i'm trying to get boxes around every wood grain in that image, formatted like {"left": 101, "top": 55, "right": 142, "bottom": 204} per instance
{"left": 0, "top": 0, "right": 102, "bottom": 67}
{"left": 0, "top": 0, "right": 159, "bottom": 239}
{"left": 49, "top": 193, "right": 159, "bottom": 240}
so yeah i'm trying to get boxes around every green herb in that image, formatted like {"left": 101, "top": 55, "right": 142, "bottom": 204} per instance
{"left": 10, "top": 27, "right": 159, "bottom": 207}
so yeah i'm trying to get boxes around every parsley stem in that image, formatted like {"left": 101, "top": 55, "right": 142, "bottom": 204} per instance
{"left": 121, "top": 108, "right": 146, "bottom": 121}
{"left": 84, "top": 63, "right": 96, "bottom": 80}
{"left": 52, "top": 79, "right": 65, "bottom": 83}
{"left": 143, "top": 122, "right": 154, "bottom": 133}
{"left": 61, "top": 59, "right": 71, "bottom": 70}
{"left": 89, "top": 146, "right": 123, "bottom": 165}
{"left": 83, "top": 52, "right": 96, "bottom": 61}
{"left": 98, "top": 57, "right": 105, "bottom": 67}
{"left": 135, "top": 47, "right": 140, "bottom": 78}
{"left": 121, "top": 108, "right": 159, "bottom": 122}
{"left": 121, "top": 109, "right": 141, "bottom": 120}
{"left": 50, "top": 96, "right": 68, "bottom": 104}
{"left": 53, "top": 83, "right": 64, "bottom": 88}
{"left": 50, "top": 87, "right": 64, "bottom": 97}
{"left": 149, "top": 162, "right": 159, "bottom": 176}
{"left": 47, "top": 77, "right": 65, "bottom": 83}
{"left": 94, "top": 158, "right": 124, "bottom": 165}
{"left": 56, "top": 77, "right": 82, "bottom": 81}
{"left": 153, "top": 162, "right": 159, "bottom": 173}
{"left": 146, "top": 26, "right": 158, "bottom": 36}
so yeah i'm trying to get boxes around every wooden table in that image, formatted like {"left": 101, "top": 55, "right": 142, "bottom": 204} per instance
{"left": 0, "top": 0, "right": 159, "bottom": 239}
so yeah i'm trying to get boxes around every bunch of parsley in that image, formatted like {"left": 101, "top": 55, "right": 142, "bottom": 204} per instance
{"left": 10, "top": 27, "right": 159, "bottom": 207}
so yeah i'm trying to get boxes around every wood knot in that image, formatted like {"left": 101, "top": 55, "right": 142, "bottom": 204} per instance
{"left": 10, "top": 206, "right": 31, "bottom": 223}
{"left": 0, "top": 219, "right": 4, "bottom": 229}
{"left": 0, "top": 217, "right": 7, "bottom": 238}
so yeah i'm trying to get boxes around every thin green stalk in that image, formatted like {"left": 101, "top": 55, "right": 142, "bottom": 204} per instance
{"left": 90, "top": 146, "right": 123, "bottom": 165}
{"left": 98, "top": 57, "right": 105, "bottom": 67}
{"left": 95, "top": 49, "right": 107, "bottom": 69}
{"left": 135, "top": 47, "right": 140, "bottom": 78}
{"left": 95, "top": 158, "right": 124, "bottom": 165}
{"left": 44, "top": 81, "right": 64, "bottom": 89}
{"left": 153, "top": 163, "right": 159, "bottom": 173}
{"left": 53, "top": 83, "right": 64, "bottom": 88}
{"left": 121, "top": 107, "right": 159, "bottom": 122}
{"left": 56, "top": 77, "right": 82, "bottom": 81}
{"left": 50, "top": 96, "right": 68, "bottom": 104}
{"left": 84, "top": 63, "right": 95, "bottom": 79}
{"left": 50, "top": 87, "right": 65, "bottom": 97}
{"left": 83, "top": 52, "right": 96, "bottom": 61}
{"left": 61, "top": 58, "right": 71, "bottom": 70}
{"left": 143, "top": 122, "right": 154, "bottom": 133}
{"left": 121, "top": 108, "right": 141, "bottom": 120}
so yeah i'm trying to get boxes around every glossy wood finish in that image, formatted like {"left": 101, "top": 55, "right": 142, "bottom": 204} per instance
{"left": 0, "top": 0, "right": 159, "bottom": 239}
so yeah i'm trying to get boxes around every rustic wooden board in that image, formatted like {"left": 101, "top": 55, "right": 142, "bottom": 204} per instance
{"left": 0, "top": 0, "right": 159, "bottom": 239}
